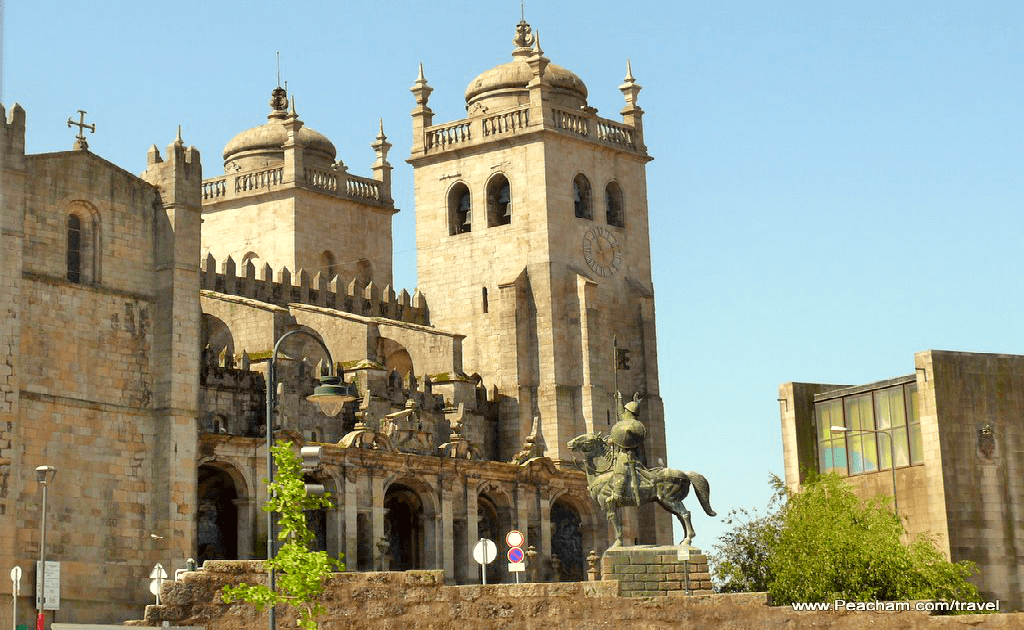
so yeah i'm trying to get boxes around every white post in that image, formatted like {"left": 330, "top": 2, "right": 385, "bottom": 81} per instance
{"left": 10, "top": 566, "right": 21, "bottom": 630}
{"left": 480, "top": 538, "right": 487, "bottom": 585}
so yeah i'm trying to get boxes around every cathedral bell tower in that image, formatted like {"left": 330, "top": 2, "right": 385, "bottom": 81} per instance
{"left": 409, "top": 20, "right": 668, "bottom": 545}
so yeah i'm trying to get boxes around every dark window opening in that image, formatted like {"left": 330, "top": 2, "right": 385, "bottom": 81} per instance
{"left": 67, "top": 214, "right": 82, "bottom": 282}
{"left": 573, "top": 175, "right": 592, "bottom": 219}
{"left": 605, "top": 182, "right": 624, "bottom": 227}
{"left": 487, "top": 176, "right": 512, "bottom": 226}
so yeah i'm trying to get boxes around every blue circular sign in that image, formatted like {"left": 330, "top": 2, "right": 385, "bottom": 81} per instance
{"left": 507, "top": 547, "right": 525, "bottom": 563}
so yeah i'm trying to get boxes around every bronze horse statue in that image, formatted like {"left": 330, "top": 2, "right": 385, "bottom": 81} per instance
{"left": 567, "top": 431, "right": 716, "bottom": 547}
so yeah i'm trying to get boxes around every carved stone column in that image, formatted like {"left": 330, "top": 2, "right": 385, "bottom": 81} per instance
{"left": 232, "top": 497, "right": 255, "bottom": 559}
{"left": 439, "top": 475, "right": 455, "bottom": 580}
{"left": 343, "top": 466, "right": 358, "bottom": 570}
{"left": 466, "top": 478, "right": 480, "bottom": 583}
{"left": 371, "top": 472, "right": 385, "bottom": 570}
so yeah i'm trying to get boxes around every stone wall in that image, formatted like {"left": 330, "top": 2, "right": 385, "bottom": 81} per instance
{"left": 134, "top": 561, "right": 1023, "bottom": 629}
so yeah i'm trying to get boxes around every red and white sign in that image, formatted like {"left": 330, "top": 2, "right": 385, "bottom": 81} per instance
{"left": 505, "top": 530, "right": 525, "bottom": 548}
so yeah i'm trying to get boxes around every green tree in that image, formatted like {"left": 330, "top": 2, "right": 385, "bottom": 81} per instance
{"left": 223, "top": 441, "right": 343, "bottom": 630}
{"left": 711, "top": 473, "right": 982, "bottom": 607}
{"left": 710, "top": 475, "right": 785, "bottom": 593}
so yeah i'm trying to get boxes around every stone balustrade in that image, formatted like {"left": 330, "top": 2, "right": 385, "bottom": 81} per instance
{"left": 199, "top": 254, "right": 428, "bottom": 325}
{"left": 420, "top": 104, "right": 640, "bottom": 156}
{"left": 202, "top": 163, "right": 391, "bottom": 206}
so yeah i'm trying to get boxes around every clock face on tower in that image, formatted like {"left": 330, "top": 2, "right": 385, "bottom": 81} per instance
{"left": 582, "top": 226, "right": 623, "bottom": 277}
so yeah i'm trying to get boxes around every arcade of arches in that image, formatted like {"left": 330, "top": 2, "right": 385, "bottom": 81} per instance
{"left": 194, "top": 446, "right": 603, "bottom": 584}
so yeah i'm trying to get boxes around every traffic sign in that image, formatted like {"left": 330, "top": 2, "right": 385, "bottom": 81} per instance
{"left": 35, "top": 561, "right": 59, "bottom": 611}
{"left": 149, "top": 563, "right": 168, "bottom": 604}
{"left": 508, "top": 562, "right": 526, "bottom": 573}
{"left": 472, "top": 538, "right": 497, "bottom": 565}
{"left": 507, "top": 547, "right": 525, "bottom": 563}
{"left": 505, "top": 530, "right": 524, "bottom": 548}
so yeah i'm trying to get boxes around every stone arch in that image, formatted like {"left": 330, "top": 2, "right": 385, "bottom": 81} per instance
{"left": 447, "top": 181, "right": 472, "bottom": 235}
{"left": 201, "top": 313, "right": 235, "bottom": 359}
{"left": 319, "top": 250, "right": 338, "bottom": 279}
{"left": 383, "top": 478, "right": 439, "bottom": 571}
{"left": 197, "top": 462, "right": 250, "bottom": 564}
{"left": 549, "top": 493, "right": 588, "bottom": 581}
{"left": 380, "top": 337, "right": 414, "bottom": 378}
{"left": 65, "top": 199, "right": 102, "bottom": 283}
{"left": 486, "top": 172, "right": 511, "bottom": 226}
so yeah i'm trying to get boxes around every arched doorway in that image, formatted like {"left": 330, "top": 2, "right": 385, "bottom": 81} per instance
{"left": 304, "top": 475, "right": 328, "bottom": 552}
{"left": 384, "top": 484, "right": 425, "bottom": 571}
{"left": 197, "top": 465, "right": 240, "bottom": 564}
{"left": 550, "top": 500, "right": 584, "bottom": 581}
{"left": 478, "top": 495, "right": 501, "bottom": 584}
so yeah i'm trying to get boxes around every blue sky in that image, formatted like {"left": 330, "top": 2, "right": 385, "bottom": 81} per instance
{"left": 3, "top": 1, "right": 1023, "bottom": 549}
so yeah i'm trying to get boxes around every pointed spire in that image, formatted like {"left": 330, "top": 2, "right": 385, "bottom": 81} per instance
{"left": 625, "top": 59, "right": 635, "bottom": 83}
{"left": 290, "top": 94, "right": 297, "bottom": 117}
{"left": 377, "top": 118, "right": 386, "bottom": 141}
{"left": 174, "top": 124, "right": 184, "bottom": 146}
{"left": 532, "top": 31, "right": 544, "bottom": 56}
{"left": 410, "top": 62, "right": 433, "bottom": 106}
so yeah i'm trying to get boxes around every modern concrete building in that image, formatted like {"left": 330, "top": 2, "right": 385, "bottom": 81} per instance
{"left": 779, "top": 350, "right": 1024, "bottom": 608}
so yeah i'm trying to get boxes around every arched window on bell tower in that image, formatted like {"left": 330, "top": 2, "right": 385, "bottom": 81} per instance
{"left": 67, "top": 214, "right": 82, "bottom": 282}
{"left": 66, "top": 203, "right": 100, "bottom": 284}
{"left": 573, "top": 174, "right": 592, "bottom": 219}
{"left": 448, "top": 183, "right": 472, "bottom": 235}
{"left": 486, "top": 174, "right": 512, "bottom": 226}
{"left": 605, "top": 181, "right": 624, "bottom": 227}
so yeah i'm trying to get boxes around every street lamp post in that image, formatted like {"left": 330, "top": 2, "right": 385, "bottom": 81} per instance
{"left": 830, "top": 426, "right": 898, "bottom": 517}
{"left": 265, "top": 330, "right": 357, "bottom": 630}
{"left": 35, "top": 465, "right": 57, "bottom": 630}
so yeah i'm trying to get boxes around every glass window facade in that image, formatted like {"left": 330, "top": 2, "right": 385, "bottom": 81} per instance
{"left": 815, "top": 382, "right": 923, "bottom": 476}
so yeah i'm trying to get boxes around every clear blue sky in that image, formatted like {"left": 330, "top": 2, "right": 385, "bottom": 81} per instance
{"left": 3, "top": 1, "right": 1022, "bottom": 550}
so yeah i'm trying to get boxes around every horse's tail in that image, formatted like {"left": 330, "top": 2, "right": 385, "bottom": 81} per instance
{"left": 685, "top": 471, "right": 717, "bottom": 517}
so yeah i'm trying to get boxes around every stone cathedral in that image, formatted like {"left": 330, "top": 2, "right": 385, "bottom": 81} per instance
{"left": 0, "top": 20, "right": 669, "bottom": 624}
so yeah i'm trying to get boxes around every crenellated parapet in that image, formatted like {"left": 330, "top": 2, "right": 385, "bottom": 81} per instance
{"left": 199, "top": 254, "right": 429, "bottom": 325}
{"left": 0, "top": 103, "right": 27, "bottom": 171}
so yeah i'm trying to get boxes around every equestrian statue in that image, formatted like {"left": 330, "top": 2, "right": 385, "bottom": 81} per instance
{"left": 567, "top": 392, "right": 716, "bottom": 547}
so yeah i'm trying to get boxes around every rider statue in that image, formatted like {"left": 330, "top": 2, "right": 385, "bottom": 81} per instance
{"left": 609, "top": 392, "right": 647, "bottom": 506}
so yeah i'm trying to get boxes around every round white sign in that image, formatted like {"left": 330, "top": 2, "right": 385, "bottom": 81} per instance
{"left": 505, "top": 530, "right": 525, "bottom": 548}
{"left": 472, "top": 538, "right": 497, "bottom": 565}
{"left": 10, "top": 566, "right": 22, "bottom": 582}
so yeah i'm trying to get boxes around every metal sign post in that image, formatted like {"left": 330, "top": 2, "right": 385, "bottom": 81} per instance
{"left": 11, "top": 566, "right": 22, "bottom": 630}
{"left": 472, "top": 538, "right": 497, "bottom": 585}
{"left": 505, "top": 530, "right": 526, "bottom": 584}
{"left": 149, "top": 564, "right": 168, "bottom": 605}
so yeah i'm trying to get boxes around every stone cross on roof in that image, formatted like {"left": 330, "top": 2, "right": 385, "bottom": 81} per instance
{"left": 67, "top": 110, "right": 95, "bottom": 151}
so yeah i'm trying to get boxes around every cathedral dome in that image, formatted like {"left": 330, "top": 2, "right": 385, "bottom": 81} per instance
{"left": 464, "top": 21, "right": 588, "bottom": 112}
{"left": 222, "top": 87, "right": 337, "bottom": 171}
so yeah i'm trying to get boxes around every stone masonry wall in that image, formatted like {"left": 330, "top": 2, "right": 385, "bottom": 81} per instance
{"left": 135, "top": 561, "right": 1023, "bottom": 629}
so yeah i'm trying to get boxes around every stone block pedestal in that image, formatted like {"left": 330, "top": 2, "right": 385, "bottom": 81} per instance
{"left": 600, "top": 545, "right": 712, "bottom": 597}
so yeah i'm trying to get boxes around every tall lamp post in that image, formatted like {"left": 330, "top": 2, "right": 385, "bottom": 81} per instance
{"left": 266, "top": 330, "right": 357, "bottom": 630}
{"left": 830, "top": 426, "right": 899, "bottom": 517}
{"left": 35, "top": 465, "right": 57, "bottom": 630}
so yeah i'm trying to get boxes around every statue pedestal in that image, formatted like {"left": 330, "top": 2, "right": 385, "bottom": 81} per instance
{"left": 601, "top": 545, "right": 712, "bottom": 597}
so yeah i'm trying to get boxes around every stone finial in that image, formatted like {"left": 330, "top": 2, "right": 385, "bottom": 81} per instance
{"left": 147, "top": 144, "right": 162, "bottom": 166}
{"left": 587, "top": 550, "right": 599, "bottom": 581}
{"left": 410, "top": 63, "right": 433, "bottom": 106}
{"left": 513, "top": 19, "right": 536, "bottom": 55}
{"left": 174, "top": 125, "right": 184, "bottom": 147}
{"left": 619, "top": 59, "right": 643, "bottom": 108}
{"left": 269, "top": 86, "right": 289, "bottom": 119}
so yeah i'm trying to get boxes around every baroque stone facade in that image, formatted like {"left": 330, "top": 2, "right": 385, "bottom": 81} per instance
{"left": 779, "top": 350, "right": 1024, "bottom": 609}
{"left": 0, "top": 20, "right": 668, "bottom": 626}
